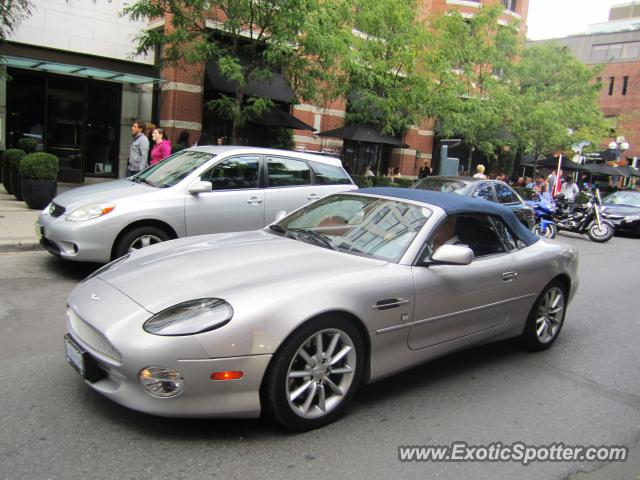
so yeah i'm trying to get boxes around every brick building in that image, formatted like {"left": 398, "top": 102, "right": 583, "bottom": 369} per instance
{"left": 528, "top": 2, "right": 640, "bottom": 165}
{"left": 1, "top": 0, "right": 528, "bottom": 180}
{"left": 158, "top": 0, "right": 529, "bottom": 177}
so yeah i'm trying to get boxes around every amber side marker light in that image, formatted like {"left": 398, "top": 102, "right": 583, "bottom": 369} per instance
{"left": 211, "top": 371, "right": 244, "bottom": 381}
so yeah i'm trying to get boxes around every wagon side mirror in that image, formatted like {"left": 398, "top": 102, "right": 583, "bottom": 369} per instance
{"left": 188, "top": 180, "right": 213, "bottom": 195}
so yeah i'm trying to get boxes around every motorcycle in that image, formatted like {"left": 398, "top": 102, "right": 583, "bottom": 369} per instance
{"left": 525, "top": 194, "right": 558, "bottom": 239}
{"left": 551, "top": 189, "right": 614, "bottom": 243}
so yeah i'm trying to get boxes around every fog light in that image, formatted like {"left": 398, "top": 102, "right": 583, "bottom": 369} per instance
{"left": 139, "top": 366, "right": 184, "bottom": 398}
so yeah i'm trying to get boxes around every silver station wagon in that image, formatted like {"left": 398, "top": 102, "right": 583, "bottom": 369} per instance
{"left": 37, "top": 146, "right": 356, "bottom": 263}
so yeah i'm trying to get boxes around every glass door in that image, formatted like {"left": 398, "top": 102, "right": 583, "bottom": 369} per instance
{"left": 46, "top": 78, "right": 85, "bottom": 182}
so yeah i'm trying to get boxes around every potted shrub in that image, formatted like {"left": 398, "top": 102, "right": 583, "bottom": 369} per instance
{"left": 0, "top": 150, "right": 9, "bottom": 194}
{"left": 19, "top": 152, "right": 59, "bottom": 210}
{"left": 3, "top": 148, "right": 26, "bottom": 197}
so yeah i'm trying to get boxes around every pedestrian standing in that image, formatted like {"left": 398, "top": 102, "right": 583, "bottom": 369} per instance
{"left": 126, "top": 121, "right": 150, "bottom": 177}
{"left": 150, "top": 128, "right": 172, "bottom": 165}
{"left": 548, "top": 170, "right": 557, "bottom": 196}
{"left": 473, "top": 164, "right": 487, "bottom": 179}
{"left": 144, "top": 122, "right": 156, "bottom": 165}
{"left": 418, "top": 160, "right": 432, "bottom": 179}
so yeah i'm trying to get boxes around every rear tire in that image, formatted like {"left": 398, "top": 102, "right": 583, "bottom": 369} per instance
{"left": 587, "top": 222, "right": 614, "bottom": 243}
{"left": 262, "top": 317, "right": 364, "bottom": 430}
{"left": 520, "top": 280, "right": 567, "bottom": 351}
{"left": 113, "top": 225, "right": 170, "bottom": 259}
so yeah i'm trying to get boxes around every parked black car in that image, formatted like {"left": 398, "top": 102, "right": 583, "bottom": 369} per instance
{"left": 412, "top": 176, "right": 536, "bottom": 229}
{"left": 600, "top": 190, "right": 640, "bottom": 236}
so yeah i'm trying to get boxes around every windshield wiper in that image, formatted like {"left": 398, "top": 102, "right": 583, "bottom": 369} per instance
{"left": 268, "top": 224, "right": 287, "bottom": 235}
{"left": 131, "top": 176, "right": 156, "bottom": 187}
{"left": 287, "top": 228, "right": 336, "bottom": 250}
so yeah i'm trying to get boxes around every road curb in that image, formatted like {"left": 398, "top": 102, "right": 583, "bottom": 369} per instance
{"left": 0, "top": 240, "right": 44, "bottom": 253}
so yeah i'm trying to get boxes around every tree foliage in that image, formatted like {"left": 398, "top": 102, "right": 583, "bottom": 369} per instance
{"left": 123, "top": 0, "right": 353, "bottom": 143}
{"left": 0, "top": 0, "right": 32, "bottom": 43}
{"left": 510, "top": 42, "right": 608, "bottom": 162}
{"left": 346, "top": 0, "right": 429, "bottom": 136}
{"left": 423, "top": 5, "right": 521, "bottom": 171}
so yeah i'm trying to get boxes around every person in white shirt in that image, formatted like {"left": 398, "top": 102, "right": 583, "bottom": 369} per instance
{"left": 560, "top": 177, "right": 579, "bottom": 201}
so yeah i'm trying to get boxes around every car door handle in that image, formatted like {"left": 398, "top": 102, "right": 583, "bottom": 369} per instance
{"left": 372, "top": 298, "right": 410, "bottom": 310}
{"left": 502, "top": 271, "right": 518, "bottom": 282}
{"left": 246, "top": 197, "right": 263, "bottom": 205}
{"left": 307, "top": 193, "right": 320, "bottom": 201}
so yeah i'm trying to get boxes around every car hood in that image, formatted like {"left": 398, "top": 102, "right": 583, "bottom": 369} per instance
{"left": 97, "top": 230, "right": 388, "bottom": 313}
{"left": 602, "top": 204, "right": 640, "bottom": 216}
{"left": 53, "top": 180, "right": 156, "bottom": 210}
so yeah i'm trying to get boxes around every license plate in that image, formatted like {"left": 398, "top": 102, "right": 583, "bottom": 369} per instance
{"left": 64, "top": 334, "right": 86, "bottom": 377}
{"left": 35, "top": 222, "right": 44, "bottom": 240}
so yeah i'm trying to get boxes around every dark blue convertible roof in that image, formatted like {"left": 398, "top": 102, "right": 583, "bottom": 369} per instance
{"left": 358, "top": 187, "right": 539, "bottom": 245}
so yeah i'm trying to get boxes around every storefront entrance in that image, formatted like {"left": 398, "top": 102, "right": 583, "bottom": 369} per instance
{"left": 6, "top": 68, "right": 122, "bottom": 182}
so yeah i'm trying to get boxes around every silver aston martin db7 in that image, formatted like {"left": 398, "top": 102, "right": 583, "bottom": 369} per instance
{"left": 64, "top": 188, "right": 579, "bottom": 429}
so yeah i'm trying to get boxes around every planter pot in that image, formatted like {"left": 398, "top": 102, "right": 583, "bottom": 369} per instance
{"left": 11, "top": 170, "right": 23, "bottom": 200}
{"left": 2, "top": 166, "right": 14, "bottom": 194}
{"left": 22, "top": 178, "right": 58, "bottom": 210}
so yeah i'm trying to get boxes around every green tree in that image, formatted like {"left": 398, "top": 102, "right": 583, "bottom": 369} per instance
{"left": 0, "top": 0, "right": 32, "bottom": 43}
{"left": 346, "top": 0, "right": 429, "bottom": 136}
{"left": 511, "top": 43, "right": 608, "bottom": 169}
{"left": 424, "top": 5, "right": 521, "bottom": 172}
{"left": 123, "top": 0, "right": 353, "bottom": 144}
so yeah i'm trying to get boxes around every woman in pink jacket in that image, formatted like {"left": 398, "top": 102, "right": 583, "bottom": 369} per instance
{"left": 150, "top": 128, "right": 172, "bottom": 165}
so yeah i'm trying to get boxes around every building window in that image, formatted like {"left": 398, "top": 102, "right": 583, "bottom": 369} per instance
{"left": 501, "top": 0, "right": 517, "bottom": 12}
{"left": 591, "top": 42, "right": 640, "bottom": 63}
{"left": 609, "top": 77, "right": 615, "bottom": 96}
{"left": 622, "top": 76, "right": 629, "bottom": 95}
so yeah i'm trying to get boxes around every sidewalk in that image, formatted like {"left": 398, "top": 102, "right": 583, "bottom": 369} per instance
{"left": 0, "top": 178, "right": 112, "bottom": 253}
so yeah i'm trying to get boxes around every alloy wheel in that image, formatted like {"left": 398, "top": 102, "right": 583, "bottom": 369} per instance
{"left": 536, "top": 287, "right": 565, "bottom": 344}
{"left": 128, "top": 234, "right": 163, "bottom": 252}
{"left": 286, "top": 328, "right": 356, "bottom": 419}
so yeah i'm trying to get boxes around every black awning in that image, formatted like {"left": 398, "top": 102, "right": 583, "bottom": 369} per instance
{"left": 587, "top": 162, "right": 625, "bottom": 176}
{"left": 249, "top": 107, "right": 315, "bottom": 131}
{"left": 521, "top": 156, "right": 591, "bottom": 172}
{"left": 205, "top": 61, "right": 295, "bottom": 103}
{"left": 317, "top": 123, "right": 408, "bottom": 148}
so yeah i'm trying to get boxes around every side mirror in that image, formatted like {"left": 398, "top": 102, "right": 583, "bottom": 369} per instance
{"left": 275, "top": 210, "right": 287, "bottom": 222}
{"left": 431, "top": 244, "right": 474, "bottom": 265}
{"left": 188, "top": 180, "right": 213, "bottom": 195}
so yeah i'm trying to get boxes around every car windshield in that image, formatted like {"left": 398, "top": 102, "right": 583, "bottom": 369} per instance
{"left": 271, "top": 194, "right": 432, "bottom": 262}
{"left": 412, "top": 178, "right": 471, "bottom": 195}
{"left": 604, "top": 191, "right": 640, "bottom": 207}
{"left": 133, "top": 150, "right": 215, "bottom": 188}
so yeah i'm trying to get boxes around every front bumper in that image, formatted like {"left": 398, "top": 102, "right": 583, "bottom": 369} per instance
{"left": 65, "top": 279, "right": 271, "bottom": 418}
{"left": 37, "top": 210, "right": 120, "bottom": 263}
{"left": 602, "top": 216, "right": 640, "bottom": 234}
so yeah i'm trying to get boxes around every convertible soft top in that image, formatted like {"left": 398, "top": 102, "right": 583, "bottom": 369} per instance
{"left": 357, "top": 187, "right": 539, "bottom": 246}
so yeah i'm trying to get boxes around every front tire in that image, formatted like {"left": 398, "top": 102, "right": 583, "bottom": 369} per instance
{"left": 262, "top": 317, "right": 364, "bottom": 430}
{"left": 534, "top": 223, "right": 557, "bottom": 239}
{"left": 113, "top": 225, "right": 170, "bottom": 259}
{"left": 520, "top": 280, "right": 567, "bottom": 351}
{"left": 588, "top": 222, "right": 614, "bottom": 243}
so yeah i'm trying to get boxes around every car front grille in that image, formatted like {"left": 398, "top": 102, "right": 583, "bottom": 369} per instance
{"left": 50, "top": 202, "right": 66, "bottom": 218}
{"left": 67, "top": 308, "right": 123, "bottom": 363}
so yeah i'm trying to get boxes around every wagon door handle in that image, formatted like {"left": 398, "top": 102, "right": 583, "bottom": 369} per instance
{"left": 246, "top": 196, "right": 263, "bottom": 205}
{"left": 502, "top": 271, "right": 518, "bottom": 282}
{"left": 373, "top": 298, "right": 410, "bottom": 310}
{"left": 307, "top": 193, "right": 320, "bottom": 201}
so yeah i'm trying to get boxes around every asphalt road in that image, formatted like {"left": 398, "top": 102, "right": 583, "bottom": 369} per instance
{"left": 1, "top": 233, "right": 639, "bottom": 480}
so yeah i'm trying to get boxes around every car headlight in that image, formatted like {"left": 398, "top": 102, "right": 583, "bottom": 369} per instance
{"left": 143, "top": 298, "right": 233, "bottom": 336}
{"left": 624, "top": 214, "right": 640, "bottom": 222}
{"left": 66, "top": 203, "right": 116, "bottom": 222}
{"left": 42, "top": 202, "right": 52, "bottom": 214}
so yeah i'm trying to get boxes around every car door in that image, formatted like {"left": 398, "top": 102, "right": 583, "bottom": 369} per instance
{"left": 494, "top": 182, "right": 534, "bottom": 228}
{"left": 408, "top": 213, "right": 520, "bottom": 350}
{"left": 184, "top": 155, "right": 264, "bottom": 236}
{"left": 263, "top": 155, "right": 323, "bottom": 224}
